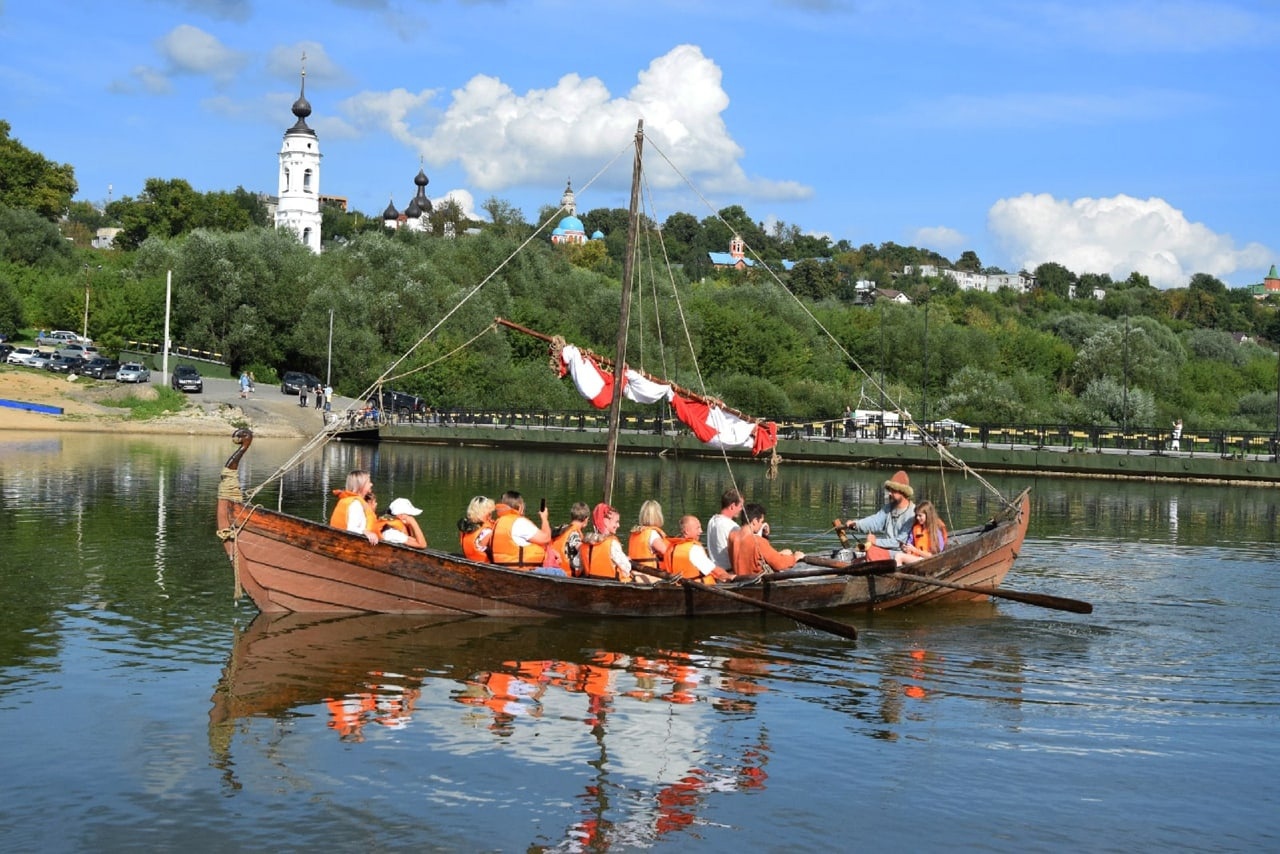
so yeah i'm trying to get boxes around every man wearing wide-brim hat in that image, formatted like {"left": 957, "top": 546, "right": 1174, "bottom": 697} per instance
{"left": 842, "top": 470, "right": 916, "bottom": 560}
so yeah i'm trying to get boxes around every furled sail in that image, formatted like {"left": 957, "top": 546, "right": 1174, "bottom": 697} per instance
{"left": 555, "top": 342, "right": 778, "bottom": 455}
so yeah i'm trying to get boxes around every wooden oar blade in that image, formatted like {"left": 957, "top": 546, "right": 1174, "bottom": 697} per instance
{"left": 891, "top": 572, "right": 1093, "bottom": 614}
{"left": 684, "top": 580, "right": 859, "bottom": 640}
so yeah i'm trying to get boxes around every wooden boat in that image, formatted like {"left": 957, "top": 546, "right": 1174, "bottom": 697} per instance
{"left": 215, "top": 427, "right": 1029, "bottom": 618}
{"left": 213, "top": 121, "right": 1043, "bottom": 626}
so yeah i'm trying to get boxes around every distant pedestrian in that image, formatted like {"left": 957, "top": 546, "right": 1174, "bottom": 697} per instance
{"left": 239, "top": 371, "right": 251, "bottom": 399}
{"left": 298, "top": 382, "right": 309, "bottom": 407}
{"left": 1171, "top": 419, "right": 1183, "bottom": 453}
{"left": 314, "top": 381, "right": 323, "bottom": 409}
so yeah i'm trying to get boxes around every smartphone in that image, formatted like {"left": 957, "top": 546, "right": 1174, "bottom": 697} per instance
{"left": 539, "top": 498, "right": 546, "bottom": 512}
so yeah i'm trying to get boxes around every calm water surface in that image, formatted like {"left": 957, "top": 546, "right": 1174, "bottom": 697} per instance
{"left": 1, "top": 432, "right": 1277, "bottom": 852}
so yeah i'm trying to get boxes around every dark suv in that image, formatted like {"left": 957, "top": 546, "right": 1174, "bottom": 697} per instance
{"left": 378, "top": 389, "right": 428, "bottom": 421}
{"left": 281, "top": 371, "right": 320, "bottom": 395}
{"left": 81, "top": 356, "right": 120, "bottom": 380}
{"left": 171, "top": 365, "right": 203, "bottom": 393}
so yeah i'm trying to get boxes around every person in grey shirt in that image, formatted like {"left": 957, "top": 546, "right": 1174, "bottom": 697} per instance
{"left": 843, "top": 470, "right": 916, "bottom": 557}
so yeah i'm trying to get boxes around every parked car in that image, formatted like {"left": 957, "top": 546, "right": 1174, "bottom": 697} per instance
{"left": 46, "top": 353, "right": 85, "bottom": 374}
{"left": 117, "top": 362, "right": 151, "bottom": 383}
{"left": 280, "top": 371, "right": 317, "bottom": 395}
{"left": 171, "top": 364, "right": 203, "bottom": 393}
{"left": 81, "top": 357, "right": 121, "bottom": 380}
{"left": 6, "top": 346, "right": 39, "bottom": 366}
{"left": 379, "top": 388, "right": 429, "bottom": 420}
{"left": 56, "top": 342, "right": 97, "bottom": 360}
{"left": 44, "top": 330, "right": 84, "bottom": 345}
{"left": 27, "top": 352, "right": 54, "bottom": 371}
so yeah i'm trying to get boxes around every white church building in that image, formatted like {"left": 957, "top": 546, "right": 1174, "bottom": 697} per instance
{"left": 273, "top": 66, "right": 323, "bottom": 253}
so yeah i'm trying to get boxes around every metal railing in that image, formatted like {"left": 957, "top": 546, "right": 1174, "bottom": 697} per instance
{"left": 376, "top": 406, "right": 1280, "bottom": 460}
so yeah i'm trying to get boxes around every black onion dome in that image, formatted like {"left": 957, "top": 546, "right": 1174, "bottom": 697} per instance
{"left": 383, "top": 198, "right": 399, "bottom": 219}
{"left": 414, "top": 168, "right": 429, "bottom": 188}
{"left": 405, "top": 197, "right": 422, "bottom": 217}
{"left": 287, "top": 75, "right": 316, "bottom": 135}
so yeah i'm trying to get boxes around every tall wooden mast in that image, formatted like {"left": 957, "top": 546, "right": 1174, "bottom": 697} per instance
{"left": 602, "top": 120, "right": 644, "bottom": 507}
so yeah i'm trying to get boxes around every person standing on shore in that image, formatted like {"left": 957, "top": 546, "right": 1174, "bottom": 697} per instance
{"left": 239, "top": 371, "right": 251, "bottom": 399}
{"left": 1171, "top": 419, "right": 1183, "bottom": 453}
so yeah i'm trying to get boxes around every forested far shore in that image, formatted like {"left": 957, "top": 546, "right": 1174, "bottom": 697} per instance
{"left": 3, "top": 118, "right": 1279, "bottom": 434}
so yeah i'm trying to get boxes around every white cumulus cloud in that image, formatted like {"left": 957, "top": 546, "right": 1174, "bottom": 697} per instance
{"left": 156, "top": 25, "right": 245, "bottom": 83}
{"left": 340, "top": 45, "right": 809, "bottom": 202}
{"left": 988, "top": 193, "right": 1271, "bottom": 288}
{"left": 912, "top": 225, "right": 966, "bottom": 252}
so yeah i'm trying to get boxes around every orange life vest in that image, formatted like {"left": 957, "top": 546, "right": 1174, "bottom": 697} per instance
{"left": 628, "top": 525, "right": 667, "bottom": 571}
{"left": 551, "top": 521, "right": 586, "bottom": 576}
{"left": 665, "top": 537, "right": 713, "bottom": 583}
{"left": 329, "top": 490, "right": 378, "bottom": 535}
{"left": 581, "top": 535, "right": 625, "bottom": 579}
{"left": 490, "top": 504, "right": 546, "bottom": 568}
{"left": 909, "top": 520, "right": 947, "bottom": 556}
{"left": 459, "top": 518, "right": 494, "bottom": 562}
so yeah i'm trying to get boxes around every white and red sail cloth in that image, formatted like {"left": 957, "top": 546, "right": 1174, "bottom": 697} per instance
{"left": 557, "top": 344, "right": 778, "bottom": 455}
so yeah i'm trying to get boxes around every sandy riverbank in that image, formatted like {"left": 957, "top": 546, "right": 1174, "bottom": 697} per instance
{"left": 0, "top": 368, "right": 320, "bottom": 437}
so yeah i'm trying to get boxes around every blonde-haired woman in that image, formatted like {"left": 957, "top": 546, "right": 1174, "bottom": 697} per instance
{"left": 458, "top": 495, "right": 496, "bottom": 562}
{"left": 627, "top": 499, "right": 670, "bottom": 574}
{"left": 896, "top": 499, "right": 947, "bottom": 566}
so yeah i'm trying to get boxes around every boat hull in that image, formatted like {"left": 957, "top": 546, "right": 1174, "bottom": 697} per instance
{"left": 217, "top": 487, "right": 1029, "bottom": 617}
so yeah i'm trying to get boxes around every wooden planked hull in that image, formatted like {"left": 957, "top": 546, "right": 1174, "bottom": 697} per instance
{"left": 217, "top": 480, "right": 1030, "bottom": 617}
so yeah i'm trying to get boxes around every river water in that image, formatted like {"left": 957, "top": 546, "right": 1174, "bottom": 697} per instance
{"left": 1, "top": 432, "right": 1277, "bottom": 852}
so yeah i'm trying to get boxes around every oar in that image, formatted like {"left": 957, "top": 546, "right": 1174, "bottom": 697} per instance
{"left": 767, "top": 558, "right": 897, "bottom": 580}
{"left": 889, "top": 571, "right": 1093, "bottom": 614}
{"left": 683, "top": 580, "right": 859, "bottom": 640}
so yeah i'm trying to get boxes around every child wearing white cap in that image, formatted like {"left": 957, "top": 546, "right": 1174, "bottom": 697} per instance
{"left": 379, "top": 497, "right": 428, "bottom": 548}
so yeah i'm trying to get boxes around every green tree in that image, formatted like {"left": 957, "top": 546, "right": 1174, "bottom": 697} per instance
{"left": 0, "top": 120, "right": 78, "bottom": 220}
{"left": 1034, "top": 261, "right": 1075, "bottom": 299}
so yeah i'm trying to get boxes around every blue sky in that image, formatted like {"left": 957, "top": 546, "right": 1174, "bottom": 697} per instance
{"left": 1, "top": 0, "right": 1276, "bottom": 287}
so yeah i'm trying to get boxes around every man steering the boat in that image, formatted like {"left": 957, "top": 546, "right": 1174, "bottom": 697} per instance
{"left": 843, "top": 470, "right": 916, "bottom": 561}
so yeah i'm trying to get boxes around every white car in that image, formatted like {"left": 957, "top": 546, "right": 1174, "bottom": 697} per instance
{"left": 6, "top": 346, "right": 39, "bottom": 366}
{"left": 116, "top": 362, "right": 151, "bottom": 383}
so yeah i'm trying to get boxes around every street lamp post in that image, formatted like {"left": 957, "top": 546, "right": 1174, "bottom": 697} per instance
{"left": 1121, "top": 315, "right": 1130, "bottom": 438}
{"left": 922, "top": 290, "right": 930, "bottom": 427}
{"left": 82, "top": 264, "right": 101, "bottom": 341}
{"left": 878, "top": 299, "right": 886, "bottom": 443}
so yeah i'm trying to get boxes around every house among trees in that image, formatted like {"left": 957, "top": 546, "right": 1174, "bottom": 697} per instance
{"left": 903, "top": 264, "right": 1034, "bottom": 294}
{"left": 1243, "top": 265, "right": 1280, "bottom": 299}
{"left": 382, "top": 167, "right": 435, "bottom": 233}
{"left": 549, "top": 180, "right": 604, "bottom": 246}
{"left": 708, "top": 234, "right": 756, "bottom": 270}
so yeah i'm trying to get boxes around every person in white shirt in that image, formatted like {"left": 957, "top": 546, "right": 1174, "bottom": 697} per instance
{"left": 705, "top": 488, "right": 744, "bottom": 569}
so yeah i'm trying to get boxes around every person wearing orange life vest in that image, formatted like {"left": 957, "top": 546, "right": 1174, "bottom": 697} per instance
{"left": 328, "top": 469, "right": 381, "bottom": 544}
{"left": 665, "top": 515, "right": 733, "bottom": 584}
{"left": 550, "top": 501, "right": 591, "bottom": 576}
{"left": 627, "top": 499, "right": 671, "bottom": 573}
{"left": 895, "top": 499, "right": 947, "bottom": 566}
{"left": 580, "top": 502, "right": 633, "bottom": 582}
{"left": 376, "top": 496, "right": 428, "bottom": 548}
{"left": 457, "top": 495, "right": 496, "bottom": 562}
{"left": 489, "top": 490, "right": 552, "bottom": 569}
{"left": 727, "top": 503, "right": 804, "bottom": 577}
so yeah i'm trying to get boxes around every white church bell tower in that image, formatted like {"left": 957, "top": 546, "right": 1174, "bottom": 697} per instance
{"left": 275, "top": 60, "right": 322, "bottom": 253}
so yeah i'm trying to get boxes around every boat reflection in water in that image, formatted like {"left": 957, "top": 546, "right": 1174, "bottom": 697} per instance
{"left": 209, "top": 609, "right": 1029, "bottom": 847}
{"left": 209, "top": 612, "right": 780, "bottom": 847}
